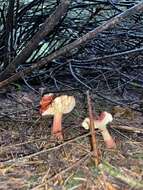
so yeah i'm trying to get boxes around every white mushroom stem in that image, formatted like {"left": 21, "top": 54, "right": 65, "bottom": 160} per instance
{"left": 52, "top": 112, "right": 63, "bottom": 139}
{"left": 82, "top": 112, "right": 116, "bottom": 149}
{"left": 99, "top": 127, "right": 116, "bottom": 149}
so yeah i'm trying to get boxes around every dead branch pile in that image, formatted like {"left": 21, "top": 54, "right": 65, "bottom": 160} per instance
{"left": 0, "top": 0, "right": 143, "bottom": 109}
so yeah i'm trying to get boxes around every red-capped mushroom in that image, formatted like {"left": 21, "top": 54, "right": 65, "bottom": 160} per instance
{"left": 82, "top": 112, "right": 116, "bottom": 149}
{"left": 40, "top": 94, "right": 75, "bottom": 140}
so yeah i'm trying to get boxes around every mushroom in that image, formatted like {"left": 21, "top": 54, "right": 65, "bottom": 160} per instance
{"left": 82, "top": 112, "right": 116, "bottom": 149}
{"left": 40, "top": 94, "right": 75, "bottom": 140}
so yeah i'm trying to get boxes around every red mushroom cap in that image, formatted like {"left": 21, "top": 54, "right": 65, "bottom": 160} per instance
{"left": 40, "top": 93, "right": 54, "bottom": 114}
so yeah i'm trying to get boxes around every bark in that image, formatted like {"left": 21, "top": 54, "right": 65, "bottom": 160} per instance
{"left": 0, "top": 0, "right": 71, "bottom": 81}
{"left": 0, "top": 2, "right": 143, "bottom": 88}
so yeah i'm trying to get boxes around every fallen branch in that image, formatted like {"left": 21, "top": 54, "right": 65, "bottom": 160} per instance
{"left": 73, "top": 47, "right": 143, "bottom": 63}
{"left": 111, "top": 124, "right": 143, "bottom": 134}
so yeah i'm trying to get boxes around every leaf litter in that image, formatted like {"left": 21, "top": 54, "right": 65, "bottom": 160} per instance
{"left": 0, "top": 89, "right": 142, "bottom": 190}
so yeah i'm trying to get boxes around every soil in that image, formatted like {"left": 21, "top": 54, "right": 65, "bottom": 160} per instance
{"left": 0, "top": 87, "right": 143, "bottom": 190}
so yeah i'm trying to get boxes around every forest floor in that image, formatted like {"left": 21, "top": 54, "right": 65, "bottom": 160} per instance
{"left": 0, "top": 86, "right": 143, "bottom": 190}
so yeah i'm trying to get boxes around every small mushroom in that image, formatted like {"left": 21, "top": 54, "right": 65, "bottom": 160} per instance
{"left": 82, "top": 112, "right": 116, "bottom": 149}
{"left": 40, "top": 94, "right": 75, "bottom": 140}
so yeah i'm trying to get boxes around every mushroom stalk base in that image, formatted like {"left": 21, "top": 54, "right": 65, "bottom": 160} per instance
{"left": 52, "top": 112, "right": 63, "bottom": 140}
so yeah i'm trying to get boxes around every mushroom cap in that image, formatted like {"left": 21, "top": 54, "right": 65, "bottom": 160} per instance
{"left": 82, "top": 117, "right": 90, "bottom": 130}
{"left": 98, "top": 112, "right": 113, "bottom": 126}
{"left": 82, "top": 112, "right": 113, "bottom": 130}
{"left": 40, "top": 93, "right": 54, "bottom": 114}
{"left": 41, "top": 95, "right": 75, "bottom": 116}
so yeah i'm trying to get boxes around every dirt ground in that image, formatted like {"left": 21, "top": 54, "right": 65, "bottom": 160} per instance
{"left": 0, "top": 88, "right": 143, "bottom": 190}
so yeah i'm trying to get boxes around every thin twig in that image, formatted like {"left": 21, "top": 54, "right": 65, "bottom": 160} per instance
{"left": 111, "top": 124, "right": 143, "bottom": 134}
{"left": 1, "top": 132, "right": 91, "bottom": 165}
{"left": 86, "top": 90, "right": 99, "bottom": 166}
{"left": 32, "top": 153, "right": 90, "bottom": 190}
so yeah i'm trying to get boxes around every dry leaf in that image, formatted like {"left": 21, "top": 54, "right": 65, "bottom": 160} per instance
{"left": 106, "top": 182, "right": 118, "bottom": 190}
{"left": 112, "top": 105, "right": 134, "bottom": 119}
